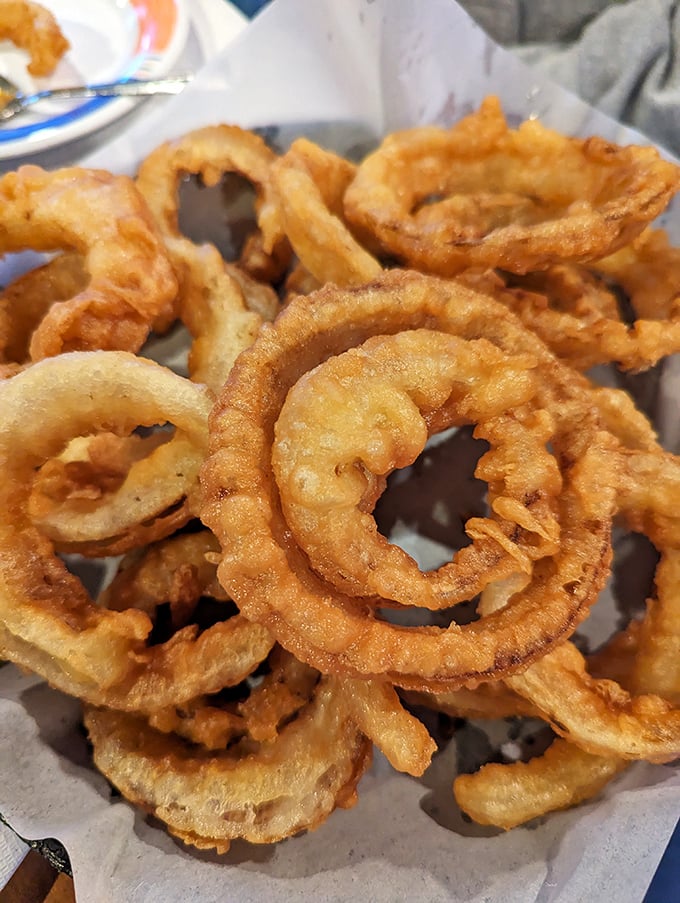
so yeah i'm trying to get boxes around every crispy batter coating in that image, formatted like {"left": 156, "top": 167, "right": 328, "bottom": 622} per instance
{"left": 0, "top": 166, "right": 178, "bottom": 365}
{"left": 344, "top": 97, "right": 680, "bottom": 276}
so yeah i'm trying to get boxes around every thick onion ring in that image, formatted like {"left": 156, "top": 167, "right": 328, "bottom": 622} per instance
{"left": 48, "top": 528, "right": 272, "bottom": 712}
{"left": 201, "top": 270, "right": 614, "bottom": 688}
{"left": 0, "top": 351, "right": 213, "bottom": 692}
{"left": 271, "top": 138, "right": 381, "bottom": 286}
{"left": 454, "top": 739, "right": 627, "bottom": 830}
{"left": 135, "top": 123, "right": 289, "bottom": 283}
{"left": 84, "top": 676, "right": 372, "bottom": 853}
{"left": 272, "top": 329, "right": 560, "bottom": 609}
{"left": 343, "top": 97, "right": 680, "bottom": 276}
{"left": 0, "top": 166, "right": 177, "bottom": 362}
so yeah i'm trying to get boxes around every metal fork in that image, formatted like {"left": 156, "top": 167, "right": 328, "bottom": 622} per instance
{"left": 0, "top": 73, "right": 192, "bottom": 123}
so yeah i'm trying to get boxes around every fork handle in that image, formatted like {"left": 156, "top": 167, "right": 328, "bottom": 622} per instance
{"left": 30, "top": 75, "right": 192, "bottom": 104}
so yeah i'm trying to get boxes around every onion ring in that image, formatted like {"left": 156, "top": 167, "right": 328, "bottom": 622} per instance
{"left": 499, "top": 230, "right": 680, "bottom": 371}
{"left": 344, "top": 97, "right": 680, "bottom": 276}
{"left": 486, "top": 451, "right": 680, "bottom": 762}
{"left": 135, "top": 123, "right": 289, "bottom": 283}
{"left": 135, "top": 126, "right": 288, "bottom": 392}
{"left": 28, "top": 431, "right": 203, "bottom": 557}
{"left": 0, "top": 167, "right": 177, "bottom": 363}
{"left": 201, "top": 270, "right": 615, "bottom": 688}
{"left": 455, "top": 547, "right": 678, "bottom": 827}
{"left": 0, "top": 351, "right": 213, "bottom": 692}
{"left": 272, "top": 329, "right": 560, "bottom": 608}
{"left": 454, "top": 739, "right": 628, "bottom": 830}
{"left": 84, "top": 675, "right": 373, "bottom": 853}
{"left": 271, "top": 138, "right": 381, "bottom": 286}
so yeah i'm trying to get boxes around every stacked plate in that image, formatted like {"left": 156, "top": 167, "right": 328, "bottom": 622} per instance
{"left": 0, "top": 0, "right": 246, "bottom": 160}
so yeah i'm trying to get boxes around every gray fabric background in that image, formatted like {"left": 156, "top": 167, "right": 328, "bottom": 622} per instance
{"left": 458, "top": 0, "right": 680, "bottom": 155}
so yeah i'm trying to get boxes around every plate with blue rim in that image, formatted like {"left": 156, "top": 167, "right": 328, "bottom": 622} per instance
{"left": 0, "top": 0, "right": 189, "bottom": 160}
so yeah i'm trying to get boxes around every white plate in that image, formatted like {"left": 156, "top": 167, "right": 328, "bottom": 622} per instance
{"left": 0, "top": 0, "right": 190, "bottom": 160}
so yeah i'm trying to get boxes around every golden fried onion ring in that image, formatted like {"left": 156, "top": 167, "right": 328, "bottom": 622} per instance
{"left": 500, "top": 230, "right": 680, "bottom": 372}
{"left": 84, "top": 676, "right": 373, "bottom": 853}
{"left": 1, "top": 524, "right": 274, "bottom": 713}
{"left": 455, "top": 739, "right": 628, "bottom": 830}
{"left": 454, "top": 547, "right": 680, "bottom": 829}
{"left": 0, "top": 351, "right": 213, "bottom": 692}
{"left": 202, "top": 270, "right": 615, "bottom": 688}
{"left": 271, "top": 138, "right": 381, "bottom": 286}
{"left": 344, "top": 97, "right": 680, "bottom": 276}
{"left": 27, "top": 431, "right": 202, "bottom": 557}
{"left": 0, "top": 166, "right": 177, "bottom": 363}
{"left": 479, "top": 451, "right": 680, "bottom": 765}
{"left": 135, "top": 126, "right": 287, "bottom": 392}
{"left": 272, "top": 330, "right": 560, "bottom": 609}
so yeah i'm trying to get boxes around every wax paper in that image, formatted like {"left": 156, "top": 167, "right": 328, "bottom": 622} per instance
{"left": 1, "top": 1, "right": 680, "bottom": 900}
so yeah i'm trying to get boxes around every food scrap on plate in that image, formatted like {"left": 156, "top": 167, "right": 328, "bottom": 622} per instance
{"left": 1, "top": 97, "right": 680, "bottom": 852}
{"left": 0, "top": 0, "right": 69, "bottom": 78}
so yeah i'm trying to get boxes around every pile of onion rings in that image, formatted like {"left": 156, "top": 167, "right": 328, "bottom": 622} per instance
{"left": 2, "top": 97, "right": 680, "bottom": 852}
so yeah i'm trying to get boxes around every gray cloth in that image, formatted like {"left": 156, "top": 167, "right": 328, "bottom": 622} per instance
{"left": 458, "top": 0, "right": 680, "bottom": 155}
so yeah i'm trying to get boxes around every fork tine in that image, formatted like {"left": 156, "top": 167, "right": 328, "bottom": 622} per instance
{"left": 0, "top": 74, "right": 191, "bottom": 123}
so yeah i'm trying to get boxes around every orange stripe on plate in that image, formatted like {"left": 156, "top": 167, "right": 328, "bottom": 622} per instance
{"left": 129, "top": 0, "right": 178, "bottom": 53}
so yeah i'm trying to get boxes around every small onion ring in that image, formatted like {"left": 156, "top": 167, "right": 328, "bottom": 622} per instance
{"left": 84, "top": 676, "right": 373, "bottom": 853}
{"left": 500, "top": 230, "right": 680, "bottom": 372}
{"left": 135, "top": 126, "right": 287, "bottom": 393}
{"left": 271, "top": 138, "right": 382, "bottom": 286}
{"left": 0, "top": 254, "right": 87, "bottom": 378}
{"left": 28, "top": 431, "right": 203, "bottom": 557}
{"left": 135, "top": 124, "right": 289, "bottom": 284}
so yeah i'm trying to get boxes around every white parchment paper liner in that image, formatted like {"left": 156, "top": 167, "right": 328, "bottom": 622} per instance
{"left": 1, "top": 1, "right": 680, "bottom": 900}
